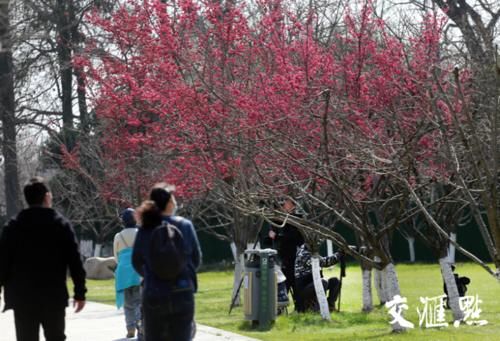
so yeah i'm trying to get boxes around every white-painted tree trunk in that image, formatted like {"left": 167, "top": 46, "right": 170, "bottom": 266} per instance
{"left": 231, "top": 252, "right": 245, "bottom": 306}
{"left": 362, "top": 268, "right": 373, "bottom": 312}
{"left": 93, "top": 243, "right": 102, "bottom": 257}
{"left": 79, "top": 240, "right": 93, "bottom": 259}
{"left": 229, "top": 241, "right": 260, "bottom": 307}
{"left": 326, "top": 240, "right": 333, "bottom": 257}
{"left": 439, "top": 257, "right": 464, "bottom": 322}
{"left": 384, "top": 263, "right": 405, "bottom": 332}
{"left": 408, "top": 237, "right": 415, "bottom": 263}
{"left": 311, "top": 256, "right": 331, "bottom": 320}
{"left": 250, "top": 242, "right": 261, "bottom": 250}
{"left": 373, "top": 257, "right": 387, "bottom": 304}
{"left": 384, "top": 263, "right": 400, "bottom": 300}
{"left": 230, "top": 242, "right": 238, "bottom": 260}
{"left": 447, "top": 233, "right": 456, "bottom": 264}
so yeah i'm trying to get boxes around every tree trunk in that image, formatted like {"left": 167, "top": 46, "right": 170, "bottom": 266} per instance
{"left": 230, "top": 242, "right": 244, "bottom": 306}
{"left": 408, "top": 237, "right": 415, "bottom": 263}
{"left": 326, "top": 240, "right": 333, "bottom": 257}
{"left": 0, "top": 0, "right": 21, "bottom": 218}
{"left": 384, "top": 263, "right": 400, "bottom": 300}
{"left": 373, "top": 256, "right": 387, "bottom": 304}
{"left": 384, "top": 263, "right": 406, "bottom": 332}
{"left": 361, "top": 267, "right": 373, "bottom": 312}
{"left": 74, "top": 65, "right": 89, "bottom": 132}
{"left": 94, "top": 243, "right": 102, "bottom": 257}
{"left": 248, "top": 241, "right": 260, "bottom": 250}
{"left": 56, "top": 0, "right": 74, "bottom": 131}
{"left": 447, "top": 233, "right": 456, "bottom": 264}
{"left": 434, "top": 0, "right": 500, "bottom": 274}
{"left": 79, "top": 239, "right": 93, "bottom": 259}
{"left": 69, "top": 0, "right": 89, "bottom": 133}
{"left": 230, "top": 241, "right": 237, "bottom": 260}
{"left": 311, "top": 255, "right": 331, "bottom": 320}
{"left": 439, "top": 257, "right": 464, "bottom": 322}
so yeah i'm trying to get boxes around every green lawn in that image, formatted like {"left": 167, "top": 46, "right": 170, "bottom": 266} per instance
{"left": 83, "top": 263, "right": 500, "bottom": 340}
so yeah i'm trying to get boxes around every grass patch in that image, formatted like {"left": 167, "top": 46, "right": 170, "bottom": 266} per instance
{"left": 81, "top": 263, "right": 500, "bottom": 340}
{"left": 84, "top": 280, "right": 115, "bottom": 305}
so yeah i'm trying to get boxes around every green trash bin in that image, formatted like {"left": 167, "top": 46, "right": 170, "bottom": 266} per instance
{"left": 243, "top": 248, "right": 278, "bottom": 328}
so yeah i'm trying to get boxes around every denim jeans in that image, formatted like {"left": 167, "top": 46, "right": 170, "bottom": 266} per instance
{"left": 142, "top": 291, "right": 194, "bottom": 341}
{"left": 124, "top": 286, "right": 142, "bottom": 330}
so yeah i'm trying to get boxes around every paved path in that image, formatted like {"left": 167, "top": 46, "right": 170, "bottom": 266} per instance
{"left": 0, "top": 301, "right": 259, "bottom": 341}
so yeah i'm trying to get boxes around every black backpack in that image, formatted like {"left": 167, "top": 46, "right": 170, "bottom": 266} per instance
{"left": 149, "top": 222, "right": 186, "bottom": 281}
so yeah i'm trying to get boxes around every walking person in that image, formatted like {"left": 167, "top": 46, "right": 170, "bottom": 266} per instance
{"left": 0, "top": 177, "right": 87, "bottom": 341}
{"left": 132, "top": 184, "right": 202, "bottom": 341}
{"left": 113, "top": 208, "right": 142, "bottom": 339}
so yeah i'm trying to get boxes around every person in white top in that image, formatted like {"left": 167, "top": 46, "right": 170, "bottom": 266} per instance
{"left": 113, "top": 208, "right": 142, "bottom": 339}
{"left": 113, "top": 211, "right": 139, "bottom": 259}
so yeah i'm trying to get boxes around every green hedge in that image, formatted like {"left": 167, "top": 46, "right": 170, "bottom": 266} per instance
{"left": 197, "top": 221, "right": 492, "bottom": 265}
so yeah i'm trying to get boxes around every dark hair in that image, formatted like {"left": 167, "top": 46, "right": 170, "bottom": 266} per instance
{"left": 136, "top": 200, "right": 162, "bottom": 229}
{"left": 459, "top": 276, "right": 471, "bottom": 286}
{"left": 23, "top": 177, "right": 49, "bottom": 206}
{"left": 149, "top": 183, "right": 174, "bottom": 211}
{"left": 120, "top": 208, "right": 136, "bottom": 227}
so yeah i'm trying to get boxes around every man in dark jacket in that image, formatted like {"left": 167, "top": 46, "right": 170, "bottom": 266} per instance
{"left": 132, "top": 183, "right": 202, "bottom": 341}
{"left": 267, "top": 199, "right": 304, "bottom": 305}
{"left": 0, "top": 177, "right": 87, "bottom": 341}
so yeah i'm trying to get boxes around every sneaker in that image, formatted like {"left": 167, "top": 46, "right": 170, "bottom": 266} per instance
{"left": 126, "top": 328, "right": 136, "bottom": 338}
{"left": 136, "top": 326, "right": 143, "bottom": 341}
{"left": 328, "top": 297, "right": 337, "bottom": 311}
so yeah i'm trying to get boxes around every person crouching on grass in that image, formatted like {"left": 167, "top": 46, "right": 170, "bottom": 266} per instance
{"left": 294, "top": 243, "right": 344, "bottom": 312}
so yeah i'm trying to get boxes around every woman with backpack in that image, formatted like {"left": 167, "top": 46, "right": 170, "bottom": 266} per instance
{"left": 132, "top": 184, "right": 202, "bottom": 341}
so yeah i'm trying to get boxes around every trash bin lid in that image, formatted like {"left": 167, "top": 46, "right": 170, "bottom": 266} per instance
{"left": 245, "top": 248, "right": 278, "bottom": 256}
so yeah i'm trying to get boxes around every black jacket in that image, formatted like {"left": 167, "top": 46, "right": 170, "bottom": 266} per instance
{"left": 0, "top": 207, "right": 87, "bottom": 311}
{"left": 264, "top": 220, "right": 304, "bottom": 268}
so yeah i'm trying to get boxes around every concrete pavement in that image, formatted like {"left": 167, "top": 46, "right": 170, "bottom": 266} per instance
{"left": 0, "top": 301, "right": 259, "bottom": 341}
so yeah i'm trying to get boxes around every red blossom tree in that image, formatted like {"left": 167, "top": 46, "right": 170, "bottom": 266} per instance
{"left": 78, "top": 0, "right": 495, "bottom": 325}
